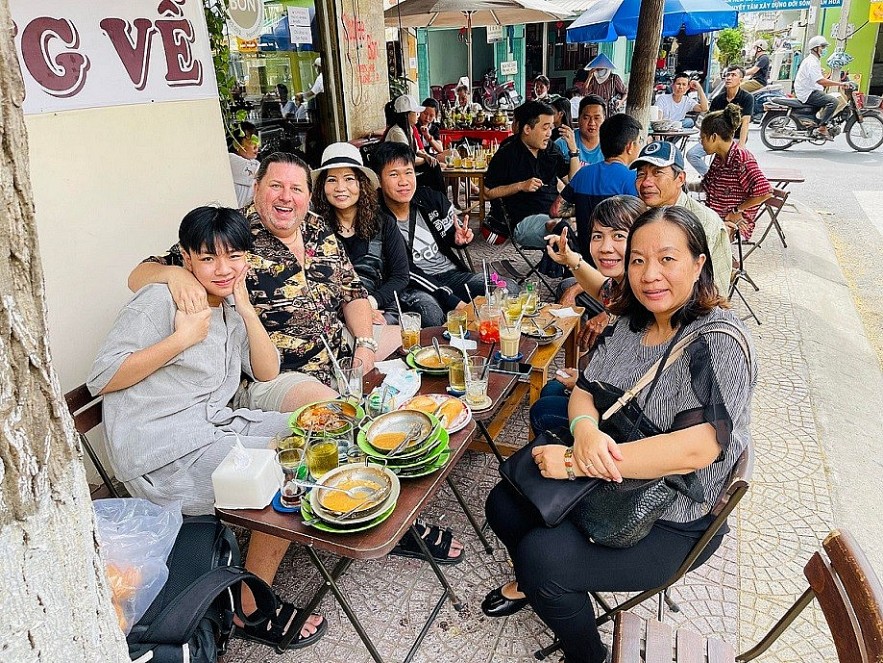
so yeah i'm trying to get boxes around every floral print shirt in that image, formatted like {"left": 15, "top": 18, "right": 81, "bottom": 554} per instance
{"left": 144, "top": 208, "right": 367, "bottom": 386}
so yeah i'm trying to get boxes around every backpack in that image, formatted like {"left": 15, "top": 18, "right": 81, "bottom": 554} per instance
{"left": 127, "top": 515, "right": 276, "bottom": 663}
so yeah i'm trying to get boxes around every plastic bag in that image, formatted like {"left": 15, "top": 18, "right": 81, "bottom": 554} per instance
{"left": 93, "top": 498, "right": 183, "bottom": 634}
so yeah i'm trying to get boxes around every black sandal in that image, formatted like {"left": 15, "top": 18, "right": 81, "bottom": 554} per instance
{"left": 232, "top": 598, "right": 327, "bottom": 650}
{"left": 390, "top": 520, "right": 465, "bottom": 565}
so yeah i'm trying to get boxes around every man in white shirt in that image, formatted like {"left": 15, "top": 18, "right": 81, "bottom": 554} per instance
{"left": 655, "top": 72, "right": 709, "bottom": 127}
{"left": 794, "top": 36, "right": 848, "bottom": 136}
{"left": 301, "top": 57, "right": 324, "bottom": 102}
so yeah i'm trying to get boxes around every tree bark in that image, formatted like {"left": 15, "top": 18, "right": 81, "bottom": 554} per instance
{"left": 625, "top": 0, "right": 665, "bottom": 134}
{"left": 0, "top": 0, "right": 128, "bottom": 659}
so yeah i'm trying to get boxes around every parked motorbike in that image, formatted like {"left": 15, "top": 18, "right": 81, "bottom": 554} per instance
{"left": 751, "top": 83, "right": 784, "bottom": 123}
{"left": 477, "top": 68, "right": 521, "bottom": 112}
{"left": 760, "top": 85, "right": 883, "bottom": 152}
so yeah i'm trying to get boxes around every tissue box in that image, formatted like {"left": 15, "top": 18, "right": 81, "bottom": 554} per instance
{"left": 212, "top": 447, "right": 282, "bottom": 510}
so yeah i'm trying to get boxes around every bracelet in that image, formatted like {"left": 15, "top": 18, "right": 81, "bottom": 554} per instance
{"left": 563, "top": 447, "right": 576, "bottom": 480}
{"left": 354, "top": 336, "right": 378, "bottom": 352}
{"left": 569, "top": 414, "right": 599, "bottom": 434}
{"left": 570, "top": 256, "right": 583, "bottom": 272}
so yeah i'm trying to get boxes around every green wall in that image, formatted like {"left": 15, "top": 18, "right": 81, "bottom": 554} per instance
{"left": 819, "top": 0, "right": 876, "bottom": 93}
{"left": 425, "top": 28, "right": 495, "bottom": 88}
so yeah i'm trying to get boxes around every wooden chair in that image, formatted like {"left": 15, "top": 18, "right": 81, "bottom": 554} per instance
{"left": 611, "top": 528, "right": 883, "bottom": 663}
{"left": 534, "top": 445, "right": 755, "bottom": 660}
{"left": 64, "top": 384, "right": 120, "bottom": 499}
{"left": 744, "top": 187, "right": 789, "bottom": 259}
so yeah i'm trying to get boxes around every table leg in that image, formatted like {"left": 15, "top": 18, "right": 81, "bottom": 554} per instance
{"left": 565, "top": 320, "right": 580, "bottom": 368}
{"left": 478, "top": 177, "right": 486, "bottom": 220}
{"left": 529, "top": 368, "right": 545, "bottom": 405}
{"left": 446, "top": 476, "right": 494, "bottom": 553}
{"left": 403, "top": 592, "right": 448, "bottom": 663}
{"left": 302, "top": 548, "right": 388, "bottom": 663}
{"left": 475, "top": 419, "right": 505, "bottom": 464}
{"left": 409, "top": 524, "right": 463, "bottom": 611}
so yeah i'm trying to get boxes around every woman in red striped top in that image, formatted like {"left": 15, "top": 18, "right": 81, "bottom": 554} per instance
{"left": 700, "top": 104, "right": 773, "bottom": 240}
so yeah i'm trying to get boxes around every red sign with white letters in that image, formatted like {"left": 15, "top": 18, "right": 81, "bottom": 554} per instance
{"left": 11, "top": 0, "right": 217, "bottom": 114}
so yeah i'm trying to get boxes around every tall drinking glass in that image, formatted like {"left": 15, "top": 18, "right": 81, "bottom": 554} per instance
{"left": 306, "top": 435, "right": 339, "bottom": 480}
{"left": 499, "top": 317, "right": 522, "bottom": 359}
{"left": 464, "top": 356, "right": 489, "bottom": 407}
{"left": 400, "top": 312, "right": 421, "bottom": 352}
{"left": 336, "top": 356, "right": 363, "bottom": 404}
{"left": 478, "top": 304, "right": 501, "bottom": 344}
{"left": 446, "top": 309, "right": 468, "bottom": 338}
{"left": 447, "top": 354, "right": 467, "bottom": 393}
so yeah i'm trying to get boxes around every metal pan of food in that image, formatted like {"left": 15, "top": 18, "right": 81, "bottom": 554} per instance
{"left": 364, "top": 409, "right": 435, "bottom": 454}
{"left": 410, "top": 345, "right": 462, "bottom": 371}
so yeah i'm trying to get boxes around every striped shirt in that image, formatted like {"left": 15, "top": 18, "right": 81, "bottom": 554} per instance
{"left": 702, "top": 143, "right": 772, "bottom": 241}
{"left": 579, "top": 307, "right": 756, "bottom": 523}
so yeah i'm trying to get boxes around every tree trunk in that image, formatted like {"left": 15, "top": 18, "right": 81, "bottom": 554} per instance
{"left": 625, "top": 0, "right": 665, "bottom": 134}
{"left": 0, "top": 0, "right": 128, "bottom": 659}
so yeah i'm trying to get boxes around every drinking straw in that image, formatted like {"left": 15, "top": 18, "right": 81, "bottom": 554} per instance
{"left": 482, "top": 259, "right": 489, "bottom": 295}
{"left": 393, "top": 290, "right": 405, "bottom": 322}
{"left": 457, "top": 326, "right": 470, "bottom": 361}
{"left": 464, "top": 283, "right": 480, "bottom": 320}
{"left": 320, "top": 336, "right": 346, "bottom": 388}
{"left": 481, "top": 342, "right": 496, "bottom": 380}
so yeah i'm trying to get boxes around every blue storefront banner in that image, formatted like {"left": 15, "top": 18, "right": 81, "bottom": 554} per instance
{"left": 727, "top": 0, "right": 841, "bottom": 10}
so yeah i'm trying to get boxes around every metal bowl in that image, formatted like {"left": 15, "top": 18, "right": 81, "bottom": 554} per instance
{"left": 522, "top": 323, "right": 562, "bottom": 346}
{"left": 311, "top": 465, "right": 400, "bottom": 525}
{"left": 411, "top": 345, "right": 461, "bottom": 370}
{"left": 364, "top": 409, "right": 434, "bottom": 452}
{"left": 314, "top": 464, "right": 393, "bottom": 517}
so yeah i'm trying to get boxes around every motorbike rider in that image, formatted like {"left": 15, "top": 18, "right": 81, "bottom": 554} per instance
{"left": 794, "top": 36, "right": 849, "bottom": 137}
{"left": 741, "top": 40, "right": 771, "bottom": 93}
{"left": 582, "top": 53, "right": 628, "bottom": 118}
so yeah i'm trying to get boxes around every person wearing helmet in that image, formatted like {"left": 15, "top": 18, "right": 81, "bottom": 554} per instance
{"left": 794, "top": 36, "right": 848, "bottom": 136}
{"left": 741, "top": 39, "right": 771, "bottom": 92}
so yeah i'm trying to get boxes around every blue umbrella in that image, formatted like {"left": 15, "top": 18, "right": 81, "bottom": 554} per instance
{"left": 567, "top": 0, "right": 737, "bottom": 43}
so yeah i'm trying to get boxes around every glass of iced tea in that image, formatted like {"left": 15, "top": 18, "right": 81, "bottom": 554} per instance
{"left": 306, "top": 436, "right": 339, "bottom": 480}
{"left": 446, "top": 354, "right": 467, "bottom": 393}
{"left": 478, "top": 304, "right": 501, "bottom": 344}
{"left": 400, "top": 312, "right": 421, "bottom": 352}
{"left": 446, "top": 309, "right": 468, "bottom": 338}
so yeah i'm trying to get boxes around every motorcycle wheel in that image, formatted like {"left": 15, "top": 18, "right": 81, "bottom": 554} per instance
{"left": 760, "top": 113, "right": 798, "bottom": 150}
{"left": 481, "top": 96, "right": 500, "bottom": 112}
{"left": 845, "top": 113, "right": 883, "bottom": 152}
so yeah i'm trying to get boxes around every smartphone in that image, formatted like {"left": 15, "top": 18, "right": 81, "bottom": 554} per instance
{"left": 490, "top": 360, "right": 533, "bottom": 379}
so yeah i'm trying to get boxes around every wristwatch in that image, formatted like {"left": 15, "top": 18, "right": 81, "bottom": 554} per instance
{"left": 354, "top": 336, "right": 378, "bottom": 352}
{"left": 568, "top": 151, "right": 580, "bottom": 159}
{"left": 730, "top": 206, "right": 743, "bottom": 215}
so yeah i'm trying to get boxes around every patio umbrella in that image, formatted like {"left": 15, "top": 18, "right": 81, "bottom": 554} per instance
{"left": 385, "top": 0, "right": 569, "bottom": 84}
{"left": 566, "top": 0, "right": 737, "bottom": 43}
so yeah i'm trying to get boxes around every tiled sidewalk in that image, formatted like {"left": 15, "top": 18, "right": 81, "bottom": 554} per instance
{"left": 224, "top": 202, "right": 844, "bottom": 663}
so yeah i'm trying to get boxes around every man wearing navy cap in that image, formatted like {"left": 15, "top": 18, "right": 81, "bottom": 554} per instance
{"left": 632, "top": 141, "right": 732, "bottom": 297}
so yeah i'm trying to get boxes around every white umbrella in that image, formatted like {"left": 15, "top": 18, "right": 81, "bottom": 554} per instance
{"left": 385, "top": 0, "right": 568, "bottom": 84}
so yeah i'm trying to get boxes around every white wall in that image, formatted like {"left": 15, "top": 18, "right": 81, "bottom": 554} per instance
{"left": 25, "top": 98, "right": 236, "bottom": 392}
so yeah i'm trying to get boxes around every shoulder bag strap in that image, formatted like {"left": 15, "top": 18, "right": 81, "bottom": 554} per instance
{"left": 602, "top": 321, "right": 753, "bottom": 421}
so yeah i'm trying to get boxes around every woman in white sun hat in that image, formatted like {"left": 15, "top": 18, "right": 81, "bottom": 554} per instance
{"left": 311, "top": 142, "right": 407, "bottom": 358}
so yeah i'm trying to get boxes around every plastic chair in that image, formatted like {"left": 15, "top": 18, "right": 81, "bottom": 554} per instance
{"left": 430, "top": 85, "right": 444, "bottom": 103}
{"left": 535, "top": 444, "right": 754, "bottom": 660}
{"left": 612, "top": 528, "right": 883, "bottom": 663}
{"left": 64, "top": 384, "right": 120, "bottom": 499}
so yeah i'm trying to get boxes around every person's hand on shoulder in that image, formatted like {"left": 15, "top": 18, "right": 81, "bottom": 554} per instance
{"left": 168, "top": 269, "right": 208, "bottom": 314}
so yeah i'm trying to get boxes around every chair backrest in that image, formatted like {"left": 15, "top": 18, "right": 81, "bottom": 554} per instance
{"left": 711, "top": 442, "right": 755, "bottom": 518}
{"left": 810, "top": 530, "right": 883, "bottom": 662}
{"left": 64, "top": 384, "right": 118, "bottom": 498}
{"left": 442, "top": 83, "right": 458, "bottom": 102}
{"left": 430, "top": 85, "right": 444, "bottom": 102}
{"left": 739, "top": 529, "right": 883, "bottom": 662}
{"left": 765, "top": 187, "right": 789, "bottom": 213}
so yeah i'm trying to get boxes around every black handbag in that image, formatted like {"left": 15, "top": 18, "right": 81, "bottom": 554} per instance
{"left": 499, "top": 428, "right": 600, "bottom": 527}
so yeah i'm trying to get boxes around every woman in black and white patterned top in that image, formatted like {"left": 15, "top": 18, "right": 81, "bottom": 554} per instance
{"left": 483, "top": 206, "right": 756, "bottom": 663}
